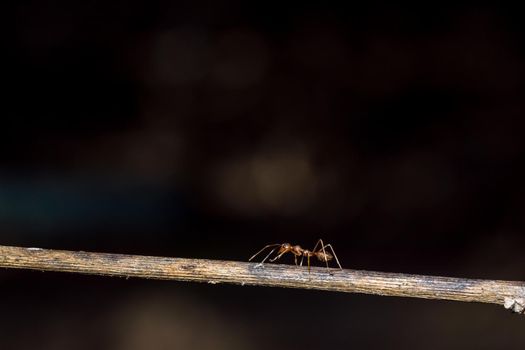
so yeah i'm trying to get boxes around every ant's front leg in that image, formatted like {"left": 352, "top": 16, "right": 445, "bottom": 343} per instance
{"left": 269, "top": 250, "right": 287, "bottom": 262}
{"left": 252, "top": 247, "right": 278, "bottom": 268}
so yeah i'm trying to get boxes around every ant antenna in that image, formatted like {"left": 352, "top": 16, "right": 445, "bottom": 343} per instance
{"left": 249, "top": 244, "right": 281, "bottom": 266}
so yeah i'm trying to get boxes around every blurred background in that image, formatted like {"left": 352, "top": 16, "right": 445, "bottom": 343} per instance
{"left": 2, "top": 1, "right": 525, "bottom": 349}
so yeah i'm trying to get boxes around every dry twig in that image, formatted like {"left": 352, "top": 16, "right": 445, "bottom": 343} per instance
{"left": 0, "top": 245, "right": 524, "bottom": 314}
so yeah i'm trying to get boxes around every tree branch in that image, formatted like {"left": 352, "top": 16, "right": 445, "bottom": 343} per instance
{"left": 1, "top": 245, "right": 524, "bottom": 314}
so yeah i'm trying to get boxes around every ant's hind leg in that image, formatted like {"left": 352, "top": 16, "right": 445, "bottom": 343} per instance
{"left": 323, "top": 244, "right": 343, "bottom": 271}
{"left": 311, "top": 239, "right": 323, "bottom": 254}
{"left": 312, "top": 239, "right": 330, "bottom": 272}
{"left": 319, "top": 239, "right": 331, "bottom": 272}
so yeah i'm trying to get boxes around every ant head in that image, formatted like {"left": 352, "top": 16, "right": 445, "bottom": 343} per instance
{"left": 278, "top": 243, "right": 292, "bottom": 253}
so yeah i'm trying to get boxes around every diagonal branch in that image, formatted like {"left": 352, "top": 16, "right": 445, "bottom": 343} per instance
{"left": 0, "top": 245, "right": 524, "bottom": 314}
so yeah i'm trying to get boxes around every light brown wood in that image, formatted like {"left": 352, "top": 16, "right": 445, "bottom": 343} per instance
{"left": 0, "top": 245, "right": 524, "bottom": 314}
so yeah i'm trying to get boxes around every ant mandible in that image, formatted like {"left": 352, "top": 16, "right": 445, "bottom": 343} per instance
{"left": 249, "top": 239, "right": 342, "bottom": 273}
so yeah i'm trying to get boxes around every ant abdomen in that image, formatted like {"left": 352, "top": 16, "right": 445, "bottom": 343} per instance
{"left": 317, "top": 252, "right": 333, "bottom": 262}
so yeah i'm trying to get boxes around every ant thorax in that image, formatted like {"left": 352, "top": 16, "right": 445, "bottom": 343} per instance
{"left": 279, "top": 243, "right": 292, "bottom": 253}
{"left": 291, "top": 245, "right": 303, "bottom": 256}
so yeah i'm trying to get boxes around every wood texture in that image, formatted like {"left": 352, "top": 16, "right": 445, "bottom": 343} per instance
{"left": 1, "top": 245, "right": 524, "bottom": 313}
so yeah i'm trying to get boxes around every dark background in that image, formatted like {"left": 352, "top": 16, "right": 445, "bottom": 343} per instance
{"left": 2, "top": 1, "right": 525, "bottom": 349}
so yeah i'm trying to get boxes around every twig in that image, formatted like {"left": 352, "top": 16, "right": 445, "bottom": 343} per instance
{"left": 1, "top": 245, "right": 524, "bottom": 314}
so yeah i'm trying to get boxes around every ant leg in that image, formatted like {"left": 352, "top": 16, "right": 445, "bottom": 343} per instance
{"left": 254, "top": 247, "right": 278, "bottom": 267}
{"left": 307, "top": 254, "right": 311, "bottom": 273}
{"left": 319, "top": 239, "right": 331, "bottom": 272}
{"left": 312, "top": 239, "right": 330, "bottom": 272}
{"left": 311, "top": 239, "right": 323, "bottom": 254}
{"left": 294, "top": 255, "right": 298, "bottom": 266}
{"left": 269, "top": 250, "right": 289, "bottom": 262}
{"left": 323, "top": 244, "right": 343, "bottom": 271}
{"left": 299, "top": 254, "right": 305, "bottom": 267}
{"left": 249, "top": 244, "right": 281, "bottom": 262}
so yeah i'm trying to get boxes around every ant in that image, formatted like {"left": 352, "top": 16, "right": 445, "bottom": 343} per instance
{"left": 249, "top": 239, "right": 342, "bottom": 273}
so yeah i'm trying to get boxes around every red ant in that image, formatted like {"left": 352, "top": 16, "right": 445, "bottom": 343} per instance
{"left": 249, "top": 239, "right": 342, "bottom": 273}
